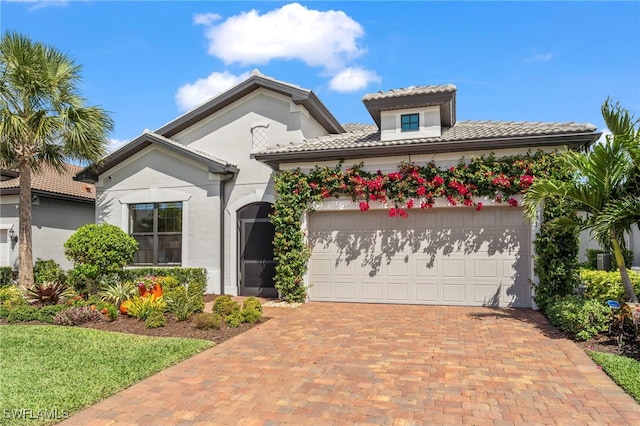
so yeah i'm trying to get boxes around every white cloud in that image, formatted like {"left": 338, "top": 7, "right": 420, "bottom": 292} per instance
{"left": 106, "top": 138, "right": 129, "bottom": 154}
{"left": 329, "top": 67, "right": 381, "bottom": 92}
{"left": 195, "top": 3, "right": 365, "bottom": 72}
{"left": 523, "top": 53, "right": 553, "bottom": 63}
{"left": 595, "top": 128, "right": 612, "bottom": 145}
{"left": 7, "top": 0, "right": 68, "bottom": 10}
{"left": 175, "top": 71, "right": 251, "bottom": 111}
{"left": 193, "top": 13, "right": 220, "bottom": 26}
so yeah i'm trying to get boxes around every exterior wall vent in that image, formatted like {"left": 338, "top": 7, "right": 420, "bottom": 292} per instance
{"left": 251, "top": 124, "right": 269, "bottom": 151}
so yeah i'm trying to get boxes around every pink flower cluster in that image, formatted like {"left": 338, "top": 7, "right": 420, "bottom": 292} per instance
{"left": 491, "top": 174, "right": 511, "bottom": 188}
{"left": 388, "top": 207, "right": 408, "bottom": 218}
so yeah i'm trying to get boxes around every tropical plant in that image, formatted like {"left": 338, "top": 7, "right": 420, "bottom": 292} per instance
{"left": 99, "top": 281, "right": 136, "bottom": 308}
{"left": 524, "top": 99, "right": 639, "bottom": 303}
{"left": 0, "top": 32, "right": 113, "bottom": 288}
{"left": 165, "top": 286, "right": 199, "bottom": 321}
{"left": 125, "top": 295, "right": 166, "bottom": 321}
{"left": 52, "top": 306, "right": 102, "bottom": 326}
{"left": 64, "top": 223, "right": 138, "bottom": 294}
{"left": 25, "top": 281, "right": 72, "bottom": 305}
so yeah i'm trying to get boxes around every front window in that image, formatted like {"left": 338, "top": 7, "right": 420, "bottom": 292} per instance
{"left": 129, "top": 202, "right": 182, "bottom": 265}
{"left": 401, "top": 113, "right": 419, "bottom": 132}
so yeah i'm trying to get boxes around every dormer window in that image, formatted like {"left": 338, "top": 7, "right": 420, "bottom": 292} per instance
{"left": 401, "top": 113, "right": 419, "bottom": 132}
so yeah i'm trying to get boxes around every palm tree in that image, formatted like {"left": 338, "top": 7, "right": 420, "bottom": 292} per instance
{"left": 524, "top": 99, "right": 639, "bottom": 303}
{"left": 0, "top": 32, "right": 113, "bottom": 288}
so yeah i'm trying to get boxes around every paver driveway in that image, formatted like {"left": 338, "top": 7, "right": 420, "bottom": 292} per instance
{"left": 64, "top": 303, "right": 639, "bottom": 425}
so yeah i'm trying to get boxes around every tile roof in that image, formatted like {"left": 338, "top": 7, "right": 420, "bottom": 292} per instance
{"left": 362, "top": 84, "right": 457, "bottom": 101}
{"left": 0, "top": 163, "right": 95, "bottom": 200}
{"left": 260, "top": 120, "right": 598, "bottom": 154}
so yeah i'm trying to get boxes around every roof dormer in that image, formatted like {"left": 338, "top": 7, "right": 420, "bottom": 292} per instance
{"left": 362, "top": 84, "right": 457, "bottom": 142}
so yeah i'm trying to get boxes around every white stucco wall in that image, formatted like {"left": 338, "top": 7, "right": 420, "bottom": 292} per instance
{"left": 95, "top": 145, "right": 224, "bottom": 292}
{"left": 96, "top": 90, "right": 332, "bottom": 294}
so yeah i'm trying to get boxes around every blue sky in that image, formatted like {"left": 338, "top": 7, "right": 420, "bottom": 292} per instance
{"left": 3, "top": 1, "right": 639, "bottom": 151}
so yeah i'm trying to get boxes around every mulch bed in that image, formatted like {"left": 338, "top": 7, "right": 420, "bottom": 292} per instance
{"left": 575, "top": 334, "right": 640, "bottom": 361}
{"left": 77, "top": 314, "right": 268, "bottom": 343}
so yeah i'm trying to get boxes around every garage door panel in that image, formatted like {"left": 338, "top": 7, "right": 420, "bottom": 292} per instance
{"left": 387, "top": 282, "right": 409, "bottom": 301}
{"left": 362, "top": 282, "right": 383, "bottom": 300}
{"left": 335, "top": 282, "right": 356, "bottom": 300}
{"left": 473, "top": 259, "right": 498, "bottom": 278}
{"left": 442, "top": 284, "right": 466, "bottom": 303}
{"left": 415, "top": 257, "right": 438, "bottom": 276}
{"left": 309, "top": 281, "right": 332, "bottom": 299}
{"left": 474, "top": 283, "right": 502, "bottom": 306}
{"left": 442, "top": 258, "right": 466, "bottom": 277}
{"left": 308, "top": 208, "right": 531, "bottom": 307}
{"left": 416, "top": 283, "right": 439, "bottom": 302}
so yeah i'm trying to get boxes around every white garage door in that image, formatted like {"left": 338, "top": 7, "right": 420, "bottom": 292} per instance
{"left": 308, "top": 207, "right": 531, "bottom": 307}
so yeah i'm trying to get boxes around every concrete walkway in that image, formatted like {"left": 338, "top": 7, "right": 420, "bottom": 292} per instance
{"left": 63, "top": 303, "right": 639, "bottom": 425}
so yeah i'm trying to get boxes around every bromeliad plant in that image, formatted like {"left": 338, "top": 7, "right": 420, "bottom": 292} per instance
{"left": 272, "top": 151, "right": 566, "bottom": 302}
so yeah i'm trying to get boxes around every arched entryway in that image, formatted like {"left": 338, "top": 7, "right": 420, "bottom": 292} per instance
{"left": 237, "top": 202, "right": 277, "bottom": 297}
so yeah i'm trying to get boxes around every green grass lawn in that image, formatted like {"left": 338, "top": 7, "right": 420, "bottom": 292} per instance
{"left": 588, "top": 351, "right": 640, "bottom": 403}
{"left": 0, "top": 325, "right": 213, "bottom": 425}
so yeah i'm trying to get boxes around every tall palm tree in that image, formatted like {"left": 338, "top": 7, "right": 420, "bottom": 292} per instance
{"left": 0, "top": 32, "right": 113, "bottom": 288}
{"left": 524, "top": 99, "right": 639, "bottom": 303}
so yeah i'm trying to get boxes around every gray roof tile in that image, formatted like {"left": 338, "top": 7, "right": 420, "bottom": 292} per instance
{"left": 362, "top": 84, "right": 457, "bottom": 101}
{"left": 261, "top": 120, "right": 597, "bottom": 154}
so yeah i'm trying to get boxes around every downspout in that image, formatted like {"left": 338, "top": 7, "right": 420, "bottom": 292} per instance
{"left": 219, "top": 171, "right": 236, "bottom": 295}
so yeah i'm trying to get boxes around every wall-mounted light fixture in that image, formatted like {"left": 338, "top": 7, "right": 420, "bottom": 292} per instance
{"left": 8, "top": 228, "right": 18, "bottom": 249}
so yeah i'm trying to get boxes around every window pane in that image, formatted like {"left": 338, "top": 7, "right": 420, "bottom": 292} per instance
{"left": 158, "top": 202, "right": 182, "bottom": 232}
{"left": 401, "top": 113, "right": 419, "bottom": 132}
{"left": 133, "top": 235, "right": 154, "bottom": 265}
{"left": 158, "top": 235, "right": 182, "bottom": 264}
{"left": 130, "top": 204, "right": 154, "bottom": 233}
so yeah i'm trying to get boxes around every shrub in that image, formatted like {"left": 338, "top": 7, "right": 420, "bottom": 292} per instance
{"left": 241, "top": 306, "right": 262, "bottom": 324}
{"left": 225, "top": 310, "right": 243, "bottom": 328}
{"left": 6, "top": 305, "right": 39, "bottom": 323}
{"left": 580, "top": 269, "right": 640, "bottom": 303}
{"left": 194, "top": 312, "right": 222, "bottom": 330}
{"left": 145, "top": 310, "right": 166, "bottom": 329}
{"left": 0, "top": 285, "right": 26, "bottom": 308}
{"left": 533, "top": 197, "right": 580, "bottom": 311}
{"left": 0, "top": 266, "right": 13, "bottom": 287}
{"left": 165, "top": 287, "right": 199, "bottom": 321}
{"left": 37, "top": 305, "right": 69, "bottom": 323}
{"left": 25, "top": 282, "right": 72, "bottom": 305}
{"left": 213, "top": 295, "right": 240, "bottom": 316}
{"left": 64, "top": 223, "right": 138, "bottom": 294}
{"left": 53, "top": 306, "right": 102, "bottom": 326}
{"left": 33, "top": 259, "right": 66, "bottom": 285}
{"left": 243, "top": 296, "right": 263, "bottom": 313}
{"left": 100, "top": 281, "right": 136, "bottom": 307}
{"left": 546, "top": 295, "right": 610, "bottom": 340}
{"left": 125, "top": 295, "right": 166, "bottom": 321}
{"left": 585, "top": 248, "right": 634, "bottom": 271}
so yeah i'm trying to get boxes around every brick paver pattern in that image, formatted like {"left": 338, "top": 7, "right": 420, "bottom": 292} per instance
{"left": 63, "top": 303, "right": 639, "bottom": 425}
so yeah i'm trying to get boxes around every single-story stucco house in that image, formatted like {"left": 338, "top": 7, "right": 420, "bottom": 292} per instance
{"left": 0, "top": 164, "right": 96, "bottom": 270}
{"left": 76, "top": 70, "right": 610, "bottom": 308}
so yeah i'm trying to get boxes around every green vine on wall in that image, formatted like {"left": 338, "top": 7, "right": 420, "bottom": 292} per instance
{"left": 272, "top": 151, "right": 570, "bottom": 303}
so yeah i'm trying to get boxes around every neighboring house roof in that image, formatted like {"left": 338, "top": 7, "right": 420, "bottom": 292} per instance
{"left": 75, "top": 131, "right": 238, "bottom": 183}
{"left": 156, "top": 70, "right": 345, "bottom": 138}
{"left": 254, "top": 120, "right": 600, "bottom": 169}
{"left": 0, "top": 163, "right": 95, "bottom": 202}
{"left": 362, "top": 84, "right": 457, "bottom": 128}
